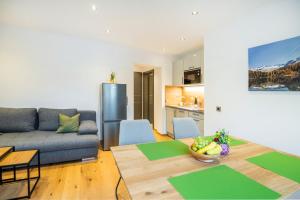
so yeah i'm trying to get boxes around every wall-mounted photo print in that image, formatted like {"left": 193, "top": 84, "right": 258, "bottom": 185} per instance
{"left": 248, "top": 36, "right": 300, "bottom": 91}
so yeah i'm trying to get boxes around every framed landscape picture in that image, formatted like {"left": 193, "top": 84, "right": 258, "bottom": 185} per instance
{"left": 248, "top": 36, "right": 300, "bottom": 91}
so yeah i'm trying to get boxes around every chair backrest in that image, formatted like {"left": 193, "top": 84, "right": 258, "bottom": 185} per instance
{"left": 286, "top": 189, "right": 300, "bottom": 199}
{"left": 119, "top": 119, "right": 156, "bottom": 145}
{"left": 173, "top": 117, "right": 200, "bottom": 139}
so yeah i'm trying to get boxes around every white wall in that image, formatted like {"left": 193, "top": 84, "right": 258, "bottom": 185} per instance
{"left": 0, "top": 25, "right": 172, "bottom": 137}
{"left": 204, "top": 0, "right": 300, "bottom": 156}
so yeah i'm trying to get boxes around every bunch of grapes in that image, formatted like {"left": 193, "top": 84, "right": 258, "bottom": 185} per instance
{"left": 213, "top": 129, "right": 231, "bottom": 144}
{"left": 212, "top": 129, "right": 231, "bottom": 156}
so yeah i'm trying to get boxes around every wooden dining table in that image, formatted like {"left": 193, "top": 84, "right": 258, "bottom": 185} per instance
{"left": 111, "top": 138, "right": 300, "bottom": 199}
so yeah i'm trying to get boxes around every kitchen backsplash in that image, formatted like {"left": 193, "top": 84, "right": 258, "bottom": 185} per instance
{"left": 165, "top": 86, "right": 204, "bottom": 108}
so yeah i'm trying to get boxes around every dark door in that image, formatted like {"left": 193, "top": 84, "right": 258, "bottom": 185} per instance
{"left": 148, "top": 71, "right": 154, "bottom": 125}
{"left": 143, "top": 70, "right": 154, "bottom": 126}
{"left": 134, "top": 72, "right": 143, "bottom": 119}
{"left": 143, "top": 73, "right": 149, "bottom": 120}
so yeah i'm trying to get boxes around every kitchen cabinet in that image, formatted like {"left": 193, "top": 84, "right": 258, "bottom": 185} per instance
{"left": 193, "top": 49, "right": 204, "bottom": 83}
{"left": 166, "top": 107, "right": 175, "bottom": 135}
{"left": 184, "top": 50, "right": 203, "bottom": 70}
{"left": 183, "top": 54, "right": 193, "bottom": 71}
{"left": 172, "top": 48, "right": 204, "bottom": 85}
{"left": 166, "top": 106, "right": 204, "bottom": 138}
{"left": 175, "top": 109, "right": 188, "bottom": 118}
{"left": 172, "top": 59, "right": 183, "bottom": 85}
{"left": 188, "top": 111, "right": 204, "bottom": 136}
{"left": 192, "top": 50, "right": 202, "bottom": 69}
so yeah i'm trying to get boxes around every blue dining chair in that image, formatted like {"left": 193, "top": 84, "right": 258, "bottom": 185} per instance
{"left": 286, "top": 190, "right": 300, "bottom": 199}
{"left": 119, "top": 119, "right": 156, "bottom": 145}
{"left": 173, "top": 117, "right": 200, "bottom": 139}
{"left": 115, "top": 119, "right": 156, "bottom": 199}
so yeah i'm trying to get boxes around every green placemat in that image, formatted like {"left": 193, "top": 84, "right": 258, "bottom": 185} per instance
{"left": 230, "top": 137, "right": 247, "bottom": 146}
{"left": 169, "top": 165, "right": 280, "bottom": 199}
{"left": 248, "top": 152, "right": 300, "bottom": 183}
{"left": 137, "top": 140, "right": 189, "bottom": 161}
{"left": 205, "top": 136, "right": 246, "bottom": 146}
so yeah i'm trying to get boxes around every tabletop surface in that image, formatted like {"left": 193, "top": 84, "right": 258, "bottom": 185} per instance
{"left": 111, "top": 138, "right": 300, "bottom": 199}
{"left": 0, "top": 150, "right": 37, "bottom": 167}
{"left": 0, "top": 147, "right": 13, "bottom": 159}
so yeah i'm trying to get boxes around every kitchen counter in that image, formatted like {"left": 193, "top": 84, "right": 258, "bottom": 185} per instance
{"left": 166, "top": 105, "right": 204, "bottom": 113}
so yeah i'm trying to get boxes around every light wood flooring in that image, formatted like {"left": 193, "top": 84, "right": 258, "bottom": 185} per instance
{"left": 0, "top": 131, "right": 171, "bottom": 200}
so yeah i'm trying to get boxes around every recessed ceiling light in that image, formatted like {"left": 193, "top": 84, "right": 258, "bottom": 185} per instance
{"left": 180, "top": 36, "right": 186, "bottom": 41}
{"left": 106, "top": 29, "right": 111, "bottom": 34}
{"left": 192, "top": 11, "right": 199, "bottom": 15}
{"left": 91, "top": 4, "right": 97, "bottom": 11}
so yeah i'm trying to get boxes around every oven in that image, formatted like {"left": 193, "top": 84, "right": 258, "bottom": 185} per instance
{"left": 184, "top": 68, "right": 201, "bottom": 84}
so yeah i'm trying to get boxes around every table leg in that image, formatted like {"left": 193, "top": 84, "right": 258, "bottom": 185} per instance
{"left": 0, "top": 167, "right": 2, "bottom": 185}
{"left": 38, "top": 150, "right": 41, "bottom": 178}
{"left": 27, "top": 164, "right": 31, "bottom": 198}
{"left": 13, "top": 166, "right": 16, "bottom": 181}
{"left": 115, "top": 176, "right": 121, "bottom": 200}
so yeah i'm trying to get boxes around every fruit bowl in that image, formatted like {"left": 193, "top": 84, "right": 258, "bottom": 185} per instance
{"left": 189, "top": 129, "right": 231, "bottom": 163}
{"left": 189, "top": 147, "right": 221, "bottom": 163}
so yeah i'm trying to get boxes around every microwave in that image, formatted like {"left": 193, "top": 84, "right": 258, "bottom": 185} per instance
{"left": 184, "top": 68, "right": 201, "bottom": 84}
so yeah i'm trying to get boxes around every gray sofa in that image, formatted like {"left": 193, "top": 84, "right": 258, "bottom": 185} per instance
{"left": 0, "top": 107, "right": 99, "bottom": 165}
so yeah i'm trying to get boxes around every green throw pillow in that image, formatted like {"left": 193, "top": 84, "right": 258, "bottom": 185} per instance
{"left": 56, "top": 113, "right": 80, "bottom": 133}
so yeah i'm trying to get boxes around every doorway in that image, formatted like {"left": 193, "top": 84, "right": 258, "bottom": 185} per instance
{"left": 134, "top": 67, "right": 154, "bottom": 127}
{"left": 143, "top": 70, "right": 154, "bottom": 125}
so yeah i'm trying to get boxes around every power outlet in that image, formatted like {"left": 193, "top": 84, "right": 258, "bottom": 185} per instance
{"left": 216, "top": 106, "right": 222, "bottom": 112}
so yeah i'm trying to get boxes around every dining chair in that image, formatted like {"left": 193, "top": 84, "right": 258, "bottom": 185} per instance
{"left": 115, "top": 119, "right": 156, "bottom": 199}
{"left": 173, "top": 117, "right": 200, "bottom": 139}
{"left": 286, "top": 189, "right": 300, "bottom": 199}
{"left": 119, "top": 119, "right": 156, "bottom": 145}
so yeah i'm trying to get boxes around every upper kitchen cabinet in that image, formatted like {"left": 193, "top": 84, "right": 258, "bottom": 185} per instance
{"left": 192, "top": 50, "right": 203, "bottom": 69}
{"left": 183, "top": 54, "right": 193, "bottom": 71}
{"left": 193, "top": 49, "right": 204, "bottom": 83}
{"left": 172, "top": 48, "right": 204, "bottom": 85}
{"left": 172, "top": 59, "right": 184, "bottom": 85}
{"left": 183, "top": 49, "right": 203, "bottom": 70}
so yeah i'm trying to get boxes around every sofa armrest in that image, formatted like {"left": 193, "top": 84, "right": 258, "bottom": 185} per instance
{"left": 78, "top": 120, "right": 98, "bottom": 135}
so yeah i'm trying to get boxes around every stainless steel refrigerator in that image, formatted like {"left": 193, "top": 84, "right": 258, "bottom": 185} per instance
{"left": 100, "top": 83, "right": 127, "bottom": 150}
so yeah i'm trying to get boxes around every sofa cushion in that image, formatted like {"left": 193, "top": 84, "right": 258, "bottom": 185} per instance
{"left": 78, "top": 110, "right": 96, "bottom": 122}
{"left": 38, "top": 108, "right": 77, "bottom": 131}
{"left": 57, "top": 114, "right": 80, "bottom": 133}
{"left": 0, "top": 107, "right": 37, "bottom": 132}
{"left": 0, "top": 131, "right": 99, "bottom": 153}
{"left": 79, "top": 120, "right": 98, "bottom": 135}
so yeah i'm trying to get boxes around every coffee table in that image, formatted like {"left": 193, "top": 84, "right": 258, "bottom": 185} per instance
{"left": 0, "top": 146, "right": 40, "bottom": 199}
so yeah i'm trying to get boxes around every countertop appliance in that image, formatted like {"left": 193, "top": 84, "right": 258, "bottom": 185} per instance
{"left": 100, "top": 83, "right": 127, "bottom": 150}
{"left": 184, "top": 68, "right": 201, "bottom": 84}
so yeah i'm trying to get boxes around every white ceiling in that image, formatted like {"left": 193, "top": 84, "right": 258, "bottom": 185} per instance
{"left": 0, "top": 0, "right": 273, "bottom": 55}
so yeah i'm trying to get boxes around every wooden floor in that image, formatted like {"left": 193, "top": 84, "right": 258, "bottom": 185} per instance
{"left": 0, "top": 131, "right": 171, "bottom": 200}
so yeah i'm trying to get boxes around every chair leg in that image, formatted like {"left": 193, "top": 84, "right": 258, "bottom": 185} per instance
{"left": 115, "top": 176, "right": 122, "bottom": 200}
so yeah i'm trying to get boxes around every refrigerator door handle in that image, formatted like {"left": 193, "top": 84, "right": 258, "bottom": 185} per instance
{"left": 126, "top": 96, "right": 128, "bottom": 106}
